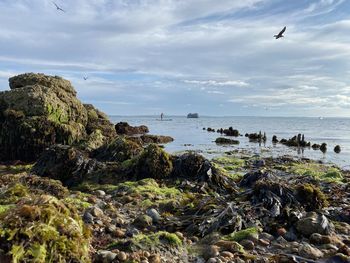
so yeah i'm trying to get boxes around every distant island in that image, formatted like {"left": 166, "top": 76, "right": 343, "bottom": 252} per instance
{"left": 187, "top": 113, "right": 199, "bottom": 118}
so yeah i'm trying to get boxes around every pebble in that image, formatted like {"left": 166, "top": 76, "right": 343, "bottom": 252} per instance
{"left": 89, "top": 206, "right": 104, "bottom": 217}
{"left": 95, "top": 190, "right": 106, "bottom": 197}
{"left": 117, "top": 251, "right": 127, "bottom": 261}
{"left": 206, "top": 258, "right": 217, "bottom": 263}
{"left": 209, "top": 245, "right": 220, "bottom": 258}
{"left": 259, "top": 232, "right": 274, "bottom": 241}
{"left": 299, "top": 243, "right": 324, "bottom": 259}
{"left": 148, "top": 254, "right": 161, "bottom": 263}
{"left": 220, "top": 251, "right": 234, "bottom": 258}
{"left": 258, "top": 238, "right": 270, "bottom": 246}
{"left": 146, "top": 208, "right": 161, "bottom": 223}
{"left": 98, "top": 250, "right": 117, "bottom": 263}
{"left": 114, "top": 228, "right": 125, "bottom": 238}
{"left": 133, "top": 215, "right": 153, "bottom": 229}
{"left": 83, "top": 211, "right": 94, "bottom": 224}
{"left": 277, "top": 228, "right": 287, "bottom": 236}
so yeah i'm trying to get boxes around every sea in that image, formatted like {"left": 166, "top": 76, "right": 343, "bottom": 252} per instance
{"left": 110, "top": 116, "right": 350, "bottom": 169}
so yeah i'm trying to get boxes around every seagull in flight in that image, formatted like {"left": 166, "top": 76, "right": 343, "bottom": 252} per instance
{"left": 274, "top": 26, "right": 286, "bottom": 39}
{"left": 53, "top": 2, "right": 65, "bottom": 12}
{"left": 83, "top": 76, "right": 88, "bottom": 80}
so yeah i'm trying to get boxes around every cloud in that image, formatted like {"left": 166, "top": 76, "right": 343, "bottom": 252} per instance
{"left": 0, "top": 0, "right": 349, "bottom": 116}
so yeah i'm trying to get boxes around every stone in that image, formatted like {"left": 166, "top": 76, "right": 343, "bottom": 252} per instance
{"left": 98, "top": 250, "right": 117, "bottom": 263}
{"left": 83, "top": 211, "right": 94, "bottom": 224}
{"left": 89, "top": 206, "right": 104, "bottom": 218}
{"left": 296, "top": 213, "right": 334, "bottom": 237}
{"left": 95, "top": 190, "right": 106, "bottom": 197}
{"left": 115, "top": 122, "right": 149, "bottom": 135}
{"left": 220, "top": 251, "right": 234, "bottom": 258}
{"left": 117, "top": 251, "right": 128, "bottom": 261}
{"left": 298, "top": 243, "right": 324, "bottom": 259}
{"left": 148, "top": 254, "right": 161, "bottom": 263}
{"left": 146, "top": 208, "right": 162, "bottom": 223}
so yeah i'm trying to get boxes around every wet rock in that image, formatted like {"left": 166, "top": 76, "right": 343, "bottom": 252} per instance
{"left": 115, "top": 122, "right": 149, "bottom": 135}
{"left": 310, "top": 233, "right": 332, "bottom": 245}
{"left": 280, "top": 134, "right": 311, "bottom": 148}
{"left": 239, "top": 170, "right": 271, "bottom": 187}
{"left": 140, "top": 134, "right": 174, "bottom": 144}
{"left": 215, "top": 137, "right": 239, "bottom": 144}
{"left": 215, "top": 240, "right": 244, "bottom": 253}
{"left": 334, "top": 145, "right": 341, "bottom": 154}
{"left": 298, "top": 243, "right": 324, "bottom": 259}
{"left": 296, "top": 212, "right": 334, "bottom": 237}
{"left": 172, "top": 152, "right": 211, "bottom": 179}
{"left": 32, "top": 145, "right": 101, "bottom": 186}
{"left": 295, "top": 183, "right": 328, "bottom": 211}
{"left": 320, "top": 143, "right": 327, "bottom": 153}
{"left": 89, "top": 206, "right": 104, "bottom": 217}
{"left": 207, "top": 127, "right": 215, "bottom": 132}
{"left": 312, "top": 144, "right": 321, "bottom": 150}
{"left": 223, "top": 127, "right": 239, "bottom": 137}
{"left": 246, "top": 131, "right": 266, "bottom": 142}
{"left": 272, "top": 135, "right": 279, "bottom": 143}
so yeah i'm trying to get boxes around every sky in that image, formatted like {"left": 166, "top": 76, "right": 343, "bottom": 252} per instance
{"left": 1, "top": 0, "right": 350, "bottom": 117}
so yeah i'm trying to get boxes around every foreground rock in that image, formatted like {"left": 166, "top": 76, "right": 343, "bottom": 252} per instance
{"left": 0, "top": 73, "right": 115, "bottom": 162}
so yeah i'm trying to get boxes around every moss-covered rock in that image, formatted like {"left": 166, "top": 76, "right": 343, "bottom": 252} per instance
{"left": 0, "top": 73, "right": 115, "bottom": 162}
{"left": 0, "top": 195, "right": 91, "bottom": 263}
{"left": 92, "top": 137, "right": 142, "bottom": 162}
{"left": 295, "top": 183, "right": 329, "bottom": 211}
{"left": 135, "top": 144, "right": 173, "bottom": 179}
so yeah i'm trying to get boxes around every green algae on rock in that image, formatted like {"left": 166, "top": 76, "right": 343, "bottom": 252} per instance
{"left": 0, "top": 195, "right": 91, "bottom": 263}
{"left": 0, "top": 73, "right": 116, "bottom": 162}
{"left": 135, "top": 144, "right": 173, "bottom": 179}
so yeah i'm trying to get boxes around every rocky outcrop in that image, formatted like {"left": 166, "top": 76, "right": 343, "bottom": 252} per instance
{"left": 215, "top": 137, "right": 239, "bottom": 144}
{"left": 115, "top": 122, "right": 149, "bottom": 135}
{"left": 140, "top": 134, "right": 174, "bottom": 144}
{"left": 0, "top": 73, "right": 115, "bottom": 162}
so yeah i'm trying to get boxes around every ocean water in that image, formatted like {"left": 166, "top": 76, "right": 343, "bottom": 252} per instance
{"left": 110, "top": 116, "right": 350, "bottom": 168}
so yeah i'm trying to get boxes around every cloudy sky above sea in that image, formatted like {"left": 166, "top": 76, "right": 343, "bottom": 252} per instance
{"left": 1, "top": 0, "right": 350, "bottom": 117}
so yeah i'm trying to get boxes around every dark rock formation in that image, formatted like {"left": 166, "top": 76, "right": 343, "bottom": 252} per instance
{"left": 215, "top": 137, "right": 239, "bottom": 145}
{"left": 246, "top": 132, "right": 266, "bottom": 142}
{"left": 320, "top": 143, "right": 327, "bottom": 153}
{"left": 334, "top": 145, "right": 341, "bottom": 154}
{"left": 0, "top": 73, "right": 115, "bottom": 162}
{"left": 115, "top": 122, "right": 149, "bottom": 135}
{"left": 32, "top": 145, "right": 102, "bottom": 186}
{"left": 312, "top": 144, "right": 321, "bottom": 150}
{"left": 207, "top": 127, "right": 215, "bottom": 132}
{"left": 272, "top": 135, "right": 278, "bottom": 143}
{"left": 140, "top": 134, "right": 174, "bottom": 144}
{"left": 223, "top": 127, "right": 239, "bottom": 137}
{"left": 280, "top": 134, "right": 311, "bottom": 147}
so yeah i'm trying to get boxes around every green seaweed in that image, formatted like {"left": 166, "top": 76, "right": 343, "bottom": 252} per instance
{"left": 224, "top": 227, "right": 260, "bottom": 242}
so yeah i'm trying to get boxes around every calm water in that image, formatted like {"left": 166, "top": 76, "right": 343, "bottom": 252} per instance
{"left": 110, "top": 116, "right": 350, "bottom": 168}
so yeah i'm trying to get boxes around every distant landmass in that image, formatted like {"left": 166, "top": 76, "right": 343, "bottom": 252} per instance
{"left": 187, "top": 113, "right": 199, "bottom": 118}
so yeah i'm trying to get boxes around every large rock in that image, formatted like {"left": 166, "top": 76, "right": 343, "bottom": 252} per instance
{"left": 296, "top": 212, "right": 334, "bottom": 237}
{"left": 32, "top": 144, "right": 102, "bottom": 186}
{"left": 115, "top": 122, "right": 149, "bottom": 135}
{"left": 0, "top": 73, "right": 115, "bottom": 162}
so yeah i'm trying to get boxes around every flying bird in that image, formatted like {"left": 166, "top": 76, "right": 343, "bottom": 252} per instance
{"left": 274, "top": 26, "right": 286, "bottom": 39}
{"left": 83, "top": 76, "right": 88, "bottom": 80}
{"left": 53, "top": 2, "right": 65, "bottom": 12}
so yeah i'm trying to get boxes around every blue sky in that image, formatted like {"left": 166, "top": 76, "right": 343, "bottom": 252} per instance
{"left": 1, "top": 0, "right": 350, "bottom": 116}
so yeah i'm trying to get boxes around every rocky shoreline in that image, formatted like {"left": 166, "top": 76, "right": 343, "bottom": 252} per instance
{"left": 0, "top": 74, "right": 349, "bottom": 263}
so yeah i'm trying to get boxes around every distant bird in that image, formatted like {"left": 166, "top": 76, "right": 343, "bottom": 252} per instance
{"left": 83, "top": 76, "right": 88, "bottom": 80}
{"left": 274, "top": 26, "right": 286, "bottom": 39}
{"left": 53, "top": 2, "right": 65, "bottom": 12}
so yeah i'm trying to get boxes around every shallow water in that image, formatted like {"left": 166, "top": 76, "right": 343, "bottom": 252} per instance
{"left": 110, "top": 116, "right": 350, "bottom": 168}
